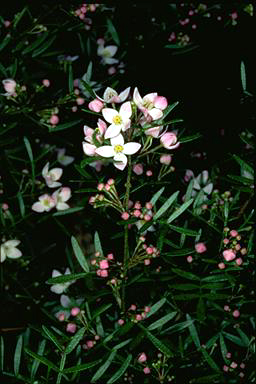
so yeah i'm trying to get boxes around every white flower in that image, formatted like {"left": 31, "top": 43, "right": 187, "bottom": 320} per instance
{"left": 32, "top": 194, "right": 56, "bottom": 213}
{"left": 52, "top": 187, "right": 71, "bottom": 211}
{"left": 95, "top": 133, "right": 141, "bottom": 171}
{"left": 42, "top": 162, "right": 63, "bottom": 188}
{"left": 50, "top": 268, "right": 75, "bottom": 294}
{"left": 97, "top": 87, "right": 131, "bottom": 103}
{"left": 57, "top": 148, "right": 74, "bottom": 166}
{"left": 0, "top": 240, "right": 22, "bottom": 263}
{"left": 133, "top": 87, "right": 167, "bottom": 122}
{"left": 97, "top": 44, "right": 119, "bottom": 65}
{"left": 102, "top": 102, "right": 132, "bottom": 139}
{"left": 2, "top": 78, "right": 16, "bottom": 96}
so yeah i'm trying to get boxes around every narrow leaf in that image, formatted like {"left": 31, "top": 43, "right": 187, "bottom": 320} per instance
{"left": 107, "top": 354, "right": 132, "bottom": 384}
{"left": 71, "top": 236, "right": 89, "bottom": 273}
{"left": 154, "top": 191, "right": 179, "bottom": 220}
{"left": 148, "top": 312, "right": 177, "bottom": 331}
{"left": 46, "top": 272, "right": 88, "bottom": 285}
{"left": 94, "top": 231, "right": 104, "bottom": 256}
{"left": 200, "top": 347, "right": 220, "bottom": 372}
{"left": 42, "top": 326, "right": 63, "bottom": 352}
{"left": 167, "top": 198, "right": 194, "bottom": 224}
{"left": 91, "top": 350, "right": 117, "bottom": 382}
{"left": 150, "top": 187, "right": 165, "bottom": 205}
{"left": 172, "top": 268, "right": 200, "bottom": 281}
{"left": 186, "top": 314, "right": 200, "bottom": 348}
{"left": 14, "top": 335, "right": 23, "bottom": 376}
{"left": 0, "top": 336, "right": 4, "bottom": 371}
{"left": 240, "top": 61, "right": 246, "bottom": 91}
{"left": 65, "top": 327, "right": 85, "bottom": 355}
{"left": 106, "top": 18, "right": 120, "bottom": 45}
{"left": 53, "top": 207, "right": 84, "bottom": 216}
{"left": 30, "top": 340, "right": 46, "bottom": 379}
{"left": 144, "top": 329, "right": 173, "bottom": 357}
{"left": 25, "top": 348, "right": 59, "bottom": 371}
{"left": 145, "top": 298, "right": 166, "bottom": 318}
{"left": 63, "top": 359, "right": 101, "bottom": 373}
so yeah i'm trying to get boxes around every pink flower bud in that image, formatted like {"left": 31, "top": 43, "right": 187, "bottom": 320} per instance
{"left": 66, "top": 323, "right": 77, "bottom": 333}
{"left": 76, "top": 97, "right": 85, "bottom": 105}
{"left": 144, "top": 214, "right": 152, "bottom": 221}
{"left": 42, "top": 79, "right": 50, "bottom": 87}
{"left": 240, "top": 363, "right": 245, "bottom": 369}
{"left": 143, "top": 367, "right": 151, "bottom": 374}
{"left": 4, "top": 20, "right": 11, "bottom": 27}
{"left": 118, "top": 319, "right": 124, "bottom": 325}
{"left": 160, "top": 154, "right": 172, "bottom": 165}
{"left": 71, "top": 307, "right": 80, "bottom": 316}
{"left": 223, "top": 238, "right": 229, "bottom": 245}
{"left": 99, "top": 259, "right": 109, "bottom": 269}
{"left": 136, "top": 314, "right": 142, "bottom": 321}
{"left": 187, "top": 256, "right": 193, "bottom": 263}
{"left": 97, "top": 183, "right": 104, "bottom": 191}
{"left": 121, "top": 212, "right": 130, "bottom": 220}
{"left": 223, "top": 365, "right": 229, "bottom": 372}
{"left": 88, "top": 99, "right": 104, "bottom": 112}
{"left": 218, "top": 262, "right": 226, "bottom": 270}
{"left": 146, "top": 170, "right": 153, "bottom": 176}
{"left": 230, "top": 230, "right": 238, "bottom": 237}
{"left": 107, "top": 178, "right": 115, "bottom": 185}
{"left": 86, "top": 340, "right": 94, "bottom": 348}
{"left": 133, "top": 209, "right": 141, "bottom": 217}
{"left": 108, "top": 66, "right": 116, "bottom": 75}
{"left": 230, "top": 361, "right": 237, "bottom": 369}
{"left": 107, "top": 253, "right": 114, "bottom": 260}
{"left": 58, "top": 313, "right": 65, "bottom": 321}
{"left": 223, "top": 249, "right": 236, "bottom": 261}
{"left": 226, "top": 352, "right": 231, "bottom": 358}
{"left": 138, "top": 352, "right": 147, "bottom": 363}
{"left": 49, "top": 114, "right": 59, "bottom": 125}
{"left": 144, "top": 259, "right": 151, "bottom": 265}
{"left": 232, "top": 309, "right": 240, "bottom": 318}
{"left": 100, "top": 269, "right": 108, "bottom": 277}
{"left": 129, "top": 304, "right": 137, "bottom": 311}
{"left": 235, "top": 257, "right": 243, "bottom": 266}
{"left": 195, "top": 242, "right": 207, "bottom": 253}
{"left": 97, "top": 37, "right": 105, "bottom": 45}
{"left": 133, "top": 163, "right": 144, "bottom": 175}
{"left": 154, "top": 96, "right": 168, "bottom": 110}
{"left": 160, "top": 132, "right": 179, "bottom": 150}
{"left": 144, "top": 306, "right": 151, "bottom": 313}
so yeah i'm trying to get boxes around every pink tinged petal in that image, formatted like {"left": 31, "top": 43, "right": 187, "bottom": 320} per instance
{"left": 83, "top": 125, "right": 94, "bottom": 138}
{"left": 32, "top": 202, "right": 45, "bottom": 212}
{"left": 202, "top": 170, "right": 209, "bottom": 184}
{"left": 97, "top": 119, "right": 107, "bottom": 133}
{"left": 133, "top": 87, "right": 143, "bottom": 106}
{"left": 154, "top": 96, "right": 168, "bottom": 110}
{"left": 39, "top": 194, "right": 50, "bottom": 202}
{"left": 97, "top": 45, "right": 104, "bottom": 55}
{"left": 122, "top": 119, "right": 131, "bottom": 132}
{"left": 56, "top": 202, "right": 70, "bottom": 211}
{"left": 49, "top": 168, "right": 63, "bottom": 181}
{"left": 119, "top": 101, "right": 132, "bottom": 119}
{"left": 104, "top": 57, "right": 119, "bottom": 65}
{"left": 4, "top": 240, "right": 20, "bottom": 248}
{"left": 0, "top": 246, "right": 6, "bottom": 263}
{"left": 95, "top": 145, "right": 115, "bottom": 158}
{"left": 110, "top": 134, "right": 124, "bottom": 146}
{"left": 203, "top": 183, "right": 213, "bottom": 195}
{"left": 113, "top": 153, "right": 127, "bottom": 170}
{"left": 118, "top": 87, "right": 130, "bottom": 102}
{"left": 149, "top": 108, "right": 163, "bottom": 120}
{"left": 6, "top": 247, "right": 22, "bottom": 259}
{"left": 42, "top": 162, "right": 49, "bottom": 177}
{"left": 145, "top": 126, "right": 161, "bottom": 138}
{"left": 102, "top": 108, "right": 118, "bottom": 124}
{"left": 103, "top": 87, "right": 118, "bottom": 102}
{"left": 88, "top": 99, "right": 104, "bottom": 112}
{"left": 193, "top": 179, "right": 201, "bottom": 190}
{"left": 105, "top": 45, "right": 118, "bottom": 57}
{"left": 82, "top": 142, "right": 96, "bottom": 156}
{"left": 143, "top": 92, "right": 158, "bottom": 103}
{"left": 58, "top": 155, "right": 74, "bottom": 166}
{"left": 104, "top": 124, "right": 122, "bottom": 139}
{"left": 123, "top": 142, "right": 141, "bottom": 155}
{"left": 60, "top": 294, "right": 71, "bottom": 308}
{"left": 59, "top": 187, "right": 71, "bottom": 202}
{"left": 52, "top": 269, "right": 61, "bottom": 278}
{"left": 47, "top": 181, "right": 62, "bottom": 189}
{"left": 65, "top": 268, "right": 71, "bottom": 275}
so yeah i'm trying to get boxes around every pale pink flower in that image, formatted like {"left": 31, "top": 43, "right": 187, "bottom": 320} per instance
{"left": 108, "top": 67, "right": 116, "bottom": 75}
{"left": 118, "top": 319, "right": 124, "bottom": 325}
{"left": 144, "top": 306, "right": 151, "bottom": 313}
{"left": 133, "top": 87, "right": 167, "bottom": 121}
{"left": 230, "top": 362, "right": 238, "bottom": 369}
{"left": 4, "top": 20, "right": 11, "bottom": 27}
{"left": 102, "top": 102, "right": 132, "bottom": 139}
{"left": 97, "top": 86, "right": 131, "bottom": 104}
{"left": 82, "top": 142, "right": 97, "bottom": 156}
{"left": 86, "top": 340, "right": 94, "bottom": 348}
{"left": 42, "top": 162, "right": 63, "bottom": 188}
{"left": 2, "top": 79, "right": 16, "bottom": 96}
{"left": 32, "top": 194, "right": 56, "bottom": 213}
{"left": 133, "top": 163, "right": 144, "bottom": 175}
{"left": 0, "top": 240, "right": 22, "bottom": 263}
{"left": 57, "top": 148, "right": 74, "bottom": 166}
{"left": 95, "top": 133, "right": 141, "bottom": 170}
{"left": 88, "top": 99, "right": 104, "bottom": 112}
{"left": 99, "top": 259, "right": 109, "bottom": 269}
{"left": 97, "top": 44, "right": 118, "bottom": 65}
{"left": 230, "top": 230, "right": 238, "bottom": 237}
{"left": 160, "top": 154, "right": 172, "bottom": 165}
{"left": 144, "top": 259, "right": 151, "bottom": 265}
{"left": 52, "top": 187, "right": 71, "bottom": 211}
{"left": 223, "top": 249, "right": 236, "bottom": 262}
{"left": 223, "top": 365, "right": 229, "bottom": 372}
{"left": 100, "top": 269, "right": 108, "bottom": 277}
{"left": 138, "top": 352, "right": 147, "bottom": 363}
{"left": 107, "top": 253, "right": 114, "bottom": 260}
{"left": 129, "top": 304, "right": 137, "bottom": 311}
{"left": 145, "top": 125, "right": 163, "bottom": 138}
{"left": 195, "top": 243, "right": 207, "bottom": 253}
{"left": 160, "top": 132, "right": 180, "bottom": 150}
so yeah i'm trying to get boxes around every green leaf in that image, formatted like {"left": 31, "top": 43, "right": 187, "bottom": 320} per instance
{"left": 49, "top": 119, "right": 83, "bottom": 132}
{"left": 25, "top": 348, "right": 59, "bottom": 372}
{"left": 46, "top": 272, "right": 88, "bottom": 285}
{"left": 150, "top": 187, "right": 165, "bottom": 205}
{"left": 186, "top": 314, "right": 200, "bottom": 348}
{"left": 107, "top": 354, "right": 132, "bottom": 384}
{"left": 167, "top": 198, "right": 194, "bottom": 224}
{"left": 63, "top": 359, "right": 101, "bottom": 373}
{"left": 0, "top": 336, "right": 4, "bottom": 371}
{"left": 106, "top": 18, "right": 120, "bottom": 45}
{"left": 31, "top": 35, "right": 56, "bottom": 57}
{"left": 202, "top": 275, "right": 229, "bottom": 283}
{"left": 71, "top": 236, "right": 89, "bottom": 273}
{"left": 68, "top": 63, "right": 73, "bottom": 93}
{"left": 22, "top": 33, "right": 49, "bottom": 54}
{"left": 167, "top": 224, "right": 198, "bottom": 236}
{"left": 92, "top": 303, "right": 112, "bottom": 320}
{"left": 13, "top": 6, "right": 28, "bottom": 28}
{"left": 23, "top": 137, "right": 35, "bottom": 188}
{"left": 233, "top": 154, "right": 254, "bottom": 176}
{"left": 235, "top": 328, "right": 250, "bottom": 347}
{"left": 240, "top": 61, "right": 246, "bottom": 91}
{"left": 145, "top": 298, "right": 166, "bottom": 318}
{"left": 0, "top": 35, "right": 11, "bottom": 52}
{"left": 169, "top": 283, "right": 200, "bottom": 291}
{"left": 222, "top": 332, "right": 248, "bottom": 347}
{"left": 42, "top": 326, "right": 63, "bottom": 352}
{"left": 219, "top": 334, "right": 229, "bottom": 364}
{"left": 148, "top": 312, "right": 177, "bottom": 331}
{"left": 112, "top": 339, "right": 132, "bottom": 350}
{"left": 84, "top": 61, "right": 93, "bottom": 82}
{"left": 17, "top": 192, "right": 25, "bottom": 218}
{"left": 143, "top": 328, "right": 173, "bottom": 357}
{"left": 53, "top": 207, "right": 84, "bottom": 216}
{"left": 14, "top": 335, "right": 23, "bottom": 376}
{"left": 163, "top": 319, "right": 194, "bottom": 334}
{"left": 173, "top": 293, "right": 200, "bottom": 301}
{"left": 154, "top": 191, "right": 179, "bottom": 220}
{"left": 179, "top": 133, "right": 202, "bottom": 143}
{"left": 91, "top": 350, "right": 117, "bottom": 382}
{"left": 30, "top": 339, "right": 46, "bottom": 379}
{"left": 172, "top": 268, "right": 200, "bottom": 281}
{"left": 65, "top": 327, "right": 85, "bottom": 355}
{"left": 164, "top": 248, "right": 194, "bottom": 257}
{"left": 94, "top": 231, "right": 104, "bottom": 256}
{"left": 200, "top": 347, "right": 220, "bottom": 372}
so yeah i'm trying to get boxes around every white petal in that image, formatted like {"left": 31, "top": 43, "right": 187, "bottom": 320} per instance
{"left": 47, "top": 181, "right": 62, "bottom": 189}
{"left": 193, "top": 179, "right": 201, "bottom": 190}
{"left": 0, "top": 246, "right": 6, "bottom": 263}
{"left": 110, "top": 134, "right": 124, "bottom": 146}
{"left": 119, "top": 101, "right": 132, "bottom": 119}
{"left": 42, "top": 162, "right": 49, "bottom": 177}
{"left": 65, "top": 268, "right": 71, "bottom": 275}
{"left": 121, "top": 118, "right": 131, "bottom": 131}
{"left": 118, "top": 87, "right": 130, "bottom": 102}
{"left": 58, "top": 155, "right": 74, "bottom": 166}
{"left": 4, "top": 240, "right": 20, "bottom": 248}
{"left": 32, "top": 202, "right": 45, "bottom": 212}
{"left": 133, "top": 87, "right": 143, "bottom": 106}
{"left": 105, "top": 124, "right": 121, "bottom": 139}
{"left": 58, "top": 187, "right": 71, "bottom": 202}
{"left": 103, "top": 87, "right": 118, "bottom": 102}
{"left": 203, "top": 183, "right": 213, "bottom": 195}
{"left": 60, "top": 294, "right": 71, "bottom": 308}
{"left": 49, "top": 168, "right": 63, "bottom": 181}
{"left": 145, "top": 126, "right": 161, "bottom": 138}
{"left": 52, "top": 269, "right": 61, "bottom": 278}
{"left": 143, "top": 92, "right": 158, "bottom": 103}
{"left": 82, "top": 142, "right": 96, "bottom": 156}
{"left": 102, "top": 108, "right": 118, "bottom": 124}
{"left": 95, "top": 145, "right": 115, "bottom": 158}
{"left": 123, "top": 142, "right": 141, "bottom": 155}
{"left": 56, "top": 202, "right": 70, "bottom": 211}
{"left": 50, "top": 284, "right": 64, "bottom": 294}
{"left": 104, "top": 57, "right": 119, "bottom": 65}
{"left": 97, "top": 45, "right": 104, "bottom": 55}
{"left": 6, "top": 247, "right": 22, "bottom": 259}
{"left": 148, "top": 108, "right": 163, "bottom": 120}
{"left": 202, "top": 170, "right": 209, "bottom": 184}
{"left": 105, "top": 45, "right": 118, "bottom": 56}
{"left": 113, "top": 154, "right": 127, "bottom": 170}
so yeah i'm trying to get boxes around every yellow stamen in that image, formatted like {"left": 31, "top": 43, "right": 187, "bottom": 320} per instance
{"left": 113, "top": 115, "right": 122, "bottom": 124}
{"left": 114, "top": 145, "right": 124, "bottom": 153}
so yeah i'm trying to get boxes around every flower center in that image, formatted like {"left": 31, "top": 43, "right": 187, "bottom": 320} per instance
{"left": 102, "top": 49, "right": 111, "bottom": 58}
{"left": 43, "top": 198, "right": 50, "bottom": 207}
{"left": 143, "top": 100, "right": 154, "bottom": 109}
{"left": 113, "top": 115, "right": 122, "bottom": 125}
{"left": 114, "top": 145, "right": 124, "bottom": 153}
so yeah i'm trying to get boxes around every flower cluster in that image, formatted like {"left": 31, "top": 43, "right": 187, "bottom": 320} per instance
{"left": 83, "top": 87, "right": 180, "bottom": 170}
{"left": 218, "top": 228, "right": 247, "bottom": 269}
{"left": 32, "top": 162, "right": 71, "bottom": 213}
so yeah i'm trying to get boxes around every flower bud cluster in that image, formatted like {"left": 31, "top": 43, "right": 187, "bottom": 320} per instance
{"left": 91, "top": 251, "right": 115, "bottom": 278}
{"left": 89, "top": 179, "right": 123, "bottom": 212}
{"left": 218, "top": 228, "right": 247, "bottom": 269}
